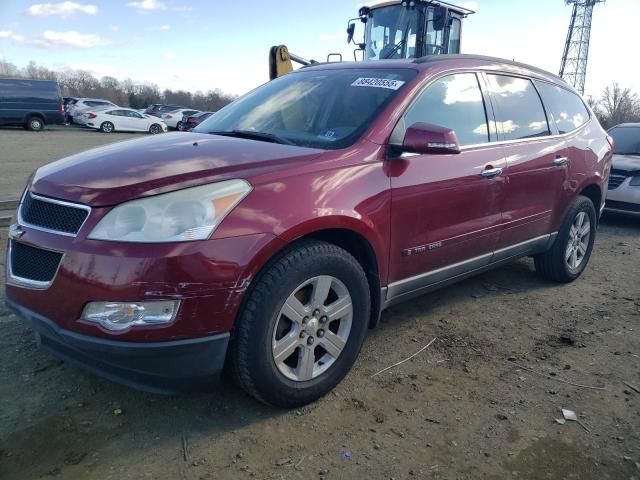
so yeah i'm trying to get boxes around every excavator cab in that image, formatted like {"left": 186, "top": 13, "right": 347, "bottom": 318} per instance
{"left": 269, "top": 0, "right": 474, "bottom": 80}
{"left": 352, "top": 1, "right": 473, "bottom": 61}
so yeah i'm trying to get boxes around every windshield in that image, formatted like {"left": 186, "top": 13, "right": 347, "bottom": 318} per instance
{"left": 194, "top": 68, "right": 416, "bottom": 150}
{"left": 609, "top": 126, "right": 640, "bottom": 154}
{"left": 365, "top": 6, "right": 419, "bottom": 60}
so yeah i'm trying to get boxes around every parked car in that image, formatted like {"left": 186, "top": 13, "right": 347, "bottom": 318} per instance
{"left": 0, "top": 78, "right": 64, "bottom": 130}
{"left": 179, "top": 111, "right": 214, "bottom": 131}
{"left": 6, "top": 55, "right": 613, "bottom": 407}
{"left": 605, "top": 123, "right": 640, "bottom": 216}
{"left": 84, "top": 107, "right": 168, "bottom": 134}
{"left": 75, "top": 105, "right": 113, "bottom": 126}
{"left": 162, "top": 108, "right": 200, "bottom": 130}
{"left": 69, "top": 99, "right": 118, "bottom": 123}
{"left": 145, "top": 104, "right": 185, "bottom": 118}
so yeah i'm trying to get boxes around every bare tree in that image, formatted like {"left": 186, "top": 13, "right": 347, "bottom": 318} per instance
{"left": 0, "top": 60, "right": 20, "bottom": 78}
{"left": 595, "top": 82, "right": 640, "bottom": 129}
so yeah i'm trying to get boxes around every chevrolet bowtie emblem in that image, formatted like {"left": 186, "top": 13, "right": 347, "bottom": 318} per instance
{"left": 8, "top": 224, "right": 24, "bottom": 240}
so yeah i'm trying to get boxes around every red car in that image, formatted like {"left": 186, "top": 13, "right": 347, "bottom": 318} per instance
{"left": 6, "top": 55, "right": 612, "bottom": 406}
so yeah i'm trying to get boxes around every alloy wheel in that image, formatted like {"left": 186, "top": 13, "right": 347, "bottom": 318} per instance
{"left": 565, "top": 211, "right": 591, "bottom": 270}
{"left": 272, "top": 275, "right": 353, "bottom": 382}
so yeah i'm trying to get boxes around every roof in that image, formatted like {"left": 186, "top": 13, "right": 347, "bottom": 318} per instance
{"left": 301, "top": 54, "right": 567, "bottom": 88}
{"left": 610, "top": 123, "right": 640, "bottom": 128}
{"left": 361, "top": 0, "right": 475, "bottom": 15}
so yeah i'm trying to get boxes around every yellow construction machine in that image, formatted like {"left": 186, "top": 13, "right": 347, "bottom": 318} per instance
{"left": 269, "top": 0, "right": 475, "bottom": 80}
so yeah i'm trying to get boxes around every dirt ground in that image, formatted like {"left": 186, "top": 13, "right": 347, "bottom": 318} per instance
{"left": 0, "top": 127, "right": 638, "bottom": 480}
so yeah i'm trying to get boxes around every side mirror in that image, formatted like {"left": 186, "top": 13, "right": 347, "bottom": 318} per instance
{"left": 347, "top": 23, "right": 356, "bottom": 44}
{"left": 402, "top": 122, "right": 461, "bottom": 155}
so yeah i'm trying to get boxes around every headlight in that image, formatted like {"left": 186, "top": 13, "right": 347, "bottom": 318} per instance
{"left": 630, "top": 175, "right": 640, "bottom": 186}
{"left": 82, "top": 300, "right": 179, "bottom": 331}
{"left": 88, "top": 180, "right": 251, "bottom": 242}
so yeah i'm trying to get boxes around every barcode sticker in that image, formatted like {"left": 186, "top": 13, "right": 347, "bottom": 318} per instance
{"left": 351, "top": 77, "right": 406, "bottom": 90}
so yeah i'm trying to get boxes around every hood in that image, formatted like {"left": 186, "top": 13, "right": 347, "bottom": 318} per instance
{"left": 612, "top": 154, "right": 640, "bottom": 173}
{"left": 31, "top": 132, "right": 324, "bottom": 206}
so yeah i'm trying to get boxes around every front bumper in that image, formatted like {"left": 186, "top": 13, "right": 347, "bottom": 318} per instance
{"left": 7, "top": 298, "right": 230, "bottom": 394}
{"left": 605, "top": 179, "right": 640, "bottom": 216}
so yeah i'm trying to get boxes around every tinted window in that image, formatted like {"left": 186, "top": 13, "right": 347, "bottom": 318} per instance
{"left": 196, "top": 68, "right": 417, "bottom": 150}
{"left": 400, "top": 73, "right": 489, "bottom": 146}
{"left": 608, "top": 126, "right": 640, "bottom": 155}
{"left": 126, "top": 111, "right": 143, "bottom": 118}
{"left": 486, "top": 74, "right": 549, "bottom": 141}
{"left": 535, "top": 82, "right": 589, "bottom": 134}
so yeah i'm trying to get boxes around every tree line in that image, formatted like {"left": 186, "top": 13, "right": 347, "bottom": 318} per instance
{"left": 586, "top": 83, "right": 640, "bottom": 130}
{"left": 0, "top": 60, "right": 237, "bottom": 112}
{"left": 1, "top": 59, "right": 639, "bottom": 128}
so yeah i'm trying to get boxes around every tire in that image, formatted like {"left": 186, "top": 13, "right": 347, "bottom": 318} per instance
{"left": 534, "top": 195, "right": 597, "bottom": 283}
{"left": 149, "top": 123, "right": 162, "bottom": 134}
{"left": 100, "top": 121, "right": 114, "bottom": 133}
{"left": 228, "top": 240, "right": 371, "bottom": 407}
{"left": 176, "top": 121, "right": 183, "bottom": 131}
{"left": 26, "top": 116, "right": 44, "bottom": 131}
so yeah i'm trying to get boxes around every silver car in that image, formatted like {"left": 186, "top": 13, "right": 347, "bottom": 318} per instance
{"left": 606, "top": 123, "right": 640, "bottom": 216}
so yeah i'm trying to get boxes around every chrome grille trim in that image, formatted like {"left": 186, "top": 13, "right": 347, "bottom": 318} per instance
{"left": 18, "top": 191, "right": 91, "bottom": 237}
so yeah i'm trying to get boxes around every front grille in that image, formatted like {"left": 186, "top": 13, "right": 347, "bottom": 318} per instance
{"left": 10, "top": 241, "right": 63, "bottom": 284}
{"left": 606, "top": 200, "right": 640, "bottom": 213}
{"left": 608, "top": 174, "right": 628, "bottom": 190}
{"left": 20, "top": 193, "right": 89, "bottom": 235}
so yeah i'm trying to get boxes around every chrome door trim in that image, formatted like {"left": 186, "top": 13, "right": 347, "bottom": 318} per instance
{"left": 385, "top": 233, "right": 556, "bottom": 306}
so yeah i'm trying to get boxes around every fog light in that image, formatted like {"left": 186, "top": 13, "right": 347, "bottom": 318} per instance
{"left": 81, "top": 300, "right": 179, "bottom": 331}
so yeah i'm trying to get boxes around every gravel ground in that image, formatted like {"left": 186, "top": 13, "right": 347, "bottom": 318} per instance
{"left": 0, "top": 127, "right": 638, "bottom": 480}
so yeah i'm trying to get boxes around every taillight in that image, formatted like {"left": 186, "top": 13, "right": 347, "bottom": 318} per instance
{"left": 165, "top": 114, "right": 172, "bottom": 119}
{"left": 60, "top": 101, "right": 64, "bottom": 114}
{"left": 606, "top": 135, "right": 615, "bottom": 151}
{"left": 88, "top": 113, "right": 97, "bottom": 119}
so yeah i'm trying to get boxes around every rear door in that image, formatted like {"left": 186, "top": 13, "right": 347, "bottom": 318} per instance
{"left": 388, "top": 72, "right": 506, "bottom": 294}
{"left": 483, "top": 73, "right": 567, "bottom": 251}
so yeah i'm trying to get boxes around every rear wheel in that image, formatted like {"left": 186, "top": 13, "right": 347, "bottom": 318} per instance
{"left": 100, "top": 121, "right": 114, "bottom": 133}
{"left": 534, "top": 195, "right": 597, "bottom": 283}
{"left": 26, "top": 116, "right": 44, "bottom": 131}
{"left": 149, "top": 123, "right": 163, "bottom": 134}
{"left": 228, "top": 240, "right": 370, "bottom": 407}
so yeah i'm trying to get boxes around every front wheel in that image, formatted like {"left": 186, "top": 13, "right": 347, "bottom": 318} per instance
{"left": 534, "top": 195, "right": 597, "bottom": 283}
{"left": 149, "top": 123, "right": 163, "bottom": 134}
{"left": 228, "top": 240, "right": 370, "bottom": 407}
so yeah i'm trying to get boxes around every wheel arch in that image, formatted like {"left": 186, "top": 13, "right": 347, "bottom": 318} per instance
{"left": 579, "top": 183, "right": 602, "bottom": 218}
{"left": 24, "top": 112, "right": 45, "bottom": 126}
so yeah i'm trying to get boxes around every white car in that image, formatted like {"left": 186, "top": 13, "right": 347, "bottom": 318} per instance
{"left": 161, "top": 108, "right": 200, "bottom": 130}
{"left": 76, "top": 105, "right": 113, "bottom": 126}
{"left": 69, "top": 98, "right": 118, "bottom": 123}
{"left": 85, "top": 108, "right": 168, "bottom": 134}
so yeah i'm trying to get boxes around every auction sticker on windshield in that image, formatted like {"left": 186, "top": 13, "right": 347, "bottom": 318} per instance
{"left": 351, "top": 77, "right": 406, "bottom": 90}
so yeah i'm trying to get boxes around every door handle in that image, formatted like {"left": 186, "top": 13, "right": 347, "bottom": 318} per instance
{"left": 481, "top": 167, "right": 503, "bottom": 178}
{"left": 553, "top": 156, "right": 569, "bottom": 166}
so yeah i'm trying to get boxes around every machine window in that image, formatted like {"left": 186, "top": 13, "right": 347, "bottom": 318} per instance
{"left": 486, "top": 74, "right": 550, "bottom": 141}
{"left": 399, "top": 73, "right": 490, "bottom": 147}
{"left": 535, "top": 81, "right": 590, "bottom": 134}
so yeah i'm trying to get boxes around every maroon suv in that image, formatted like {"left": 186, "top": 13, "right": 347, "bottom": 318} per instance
{"left": 6, "top": 55, "right": 612, "bottom": 407}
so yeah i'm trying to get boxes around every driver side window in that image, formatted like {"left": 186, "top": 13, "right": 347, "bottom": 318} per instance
{"left": 392, "top": 73, "right": 490, "bottom": 147}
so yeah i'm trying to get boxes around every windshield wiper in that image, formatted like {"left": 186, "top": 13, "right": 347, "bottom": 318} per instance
{"left": 208, "top": 130, "right": 295, "bottom": 146}
{"left": 382, "top": 39, "right": 406, "bottom": 59}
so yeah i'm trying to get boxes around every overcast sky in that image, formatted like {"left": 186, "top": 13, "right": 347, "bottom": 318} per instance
{"left": 0, "top": 0, "right": 638, "bottom": 98}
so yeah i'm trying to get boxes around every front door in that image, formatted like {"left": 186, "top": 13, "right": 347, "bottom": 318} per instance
{"left": 387, "top": 72, "right": 506, "bottom": 299}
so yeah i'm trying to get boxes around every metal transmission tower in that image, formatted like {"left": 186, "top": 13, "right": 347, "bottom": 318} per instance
{"left": 559, "top": 0, "right": 604, "bottom": 94}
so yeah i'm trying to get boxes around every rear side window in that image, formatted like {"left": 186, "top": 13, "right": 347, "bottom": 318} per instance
{"left": 486, "top": 74, "right": 549, "bottom": 141}
{"left": 535, "top": 82, "right": 589, "bottom": 134}
{"left": 400, "top": 73, "right": 489, "bottom": 146}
